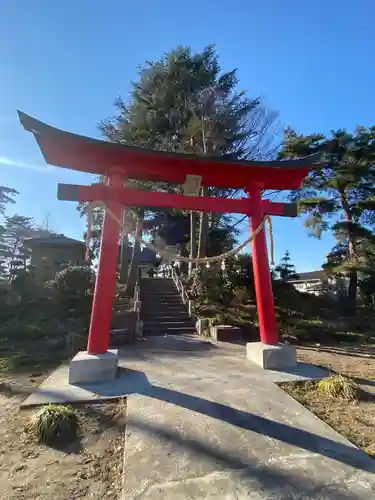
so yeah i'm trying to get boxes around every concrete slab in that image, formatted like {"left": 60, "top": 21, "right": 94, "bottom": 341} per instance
{"left": 68, "top": 349, "right": 118, "bottom": 384}
{"left": 20, "top": 364, "right": 146, "bottom": 407}
{"left": 21, "top": 338, "right": 328, "bottom": 407}
{"left": 118, "top": 336, "right": 375, "bottom": 499}
{"left": 246, "top": 341, "right": 297, "bottom": 369}
{"left": 124, "top": 395, "right": 375, "bottom": 499}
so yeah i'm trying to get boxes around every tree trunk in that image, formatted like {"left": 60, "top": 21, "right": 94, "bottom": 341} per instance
{"left": 196, "top": 119, "right": 210, "bottom": 260}
{"left": 126, "top": 239, "right": 141, "bottom": 297}
{"left": 340, "top": 191, "right": 357, "bottom": 316}
{"left": 198, "top": 186, "right": 209, "bottom": 258}
{"left": 8, "top": 237, "right": 20, "bottom": 283}
{"left": 119, "top": 231, "right": 129, "bottom": 284}
{"left": 119, "top": 209, "right": 130, "bottom": 284}
{"left": 188, "top": 211, "right": 198, "bottom": 276}
{"left": 125, "top": 209, "right": 144, "bottom": 297}
{"left": 347, "top": 266, "right": 358, "bottom": 315}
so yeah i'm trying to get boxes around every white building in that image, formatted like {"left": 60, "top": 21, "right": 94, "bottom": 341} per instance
{"left": 287, "top": 270, "right": 349, "bottom": 297}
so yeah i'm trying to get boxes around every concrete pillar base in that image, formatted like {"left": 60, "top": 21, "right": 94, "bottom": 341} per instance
{"left": 69, "top": 349, "right": 118, "bottom": 384}
{"left": 196, "top": 318, "right": 210, "bottom": 335}
{"left": 246, "top": 342, "right": 296, "bottom": 370}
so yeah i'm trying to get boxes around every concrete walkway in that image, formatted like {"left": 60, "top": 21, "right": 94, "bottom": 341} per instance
{"left": 21, "top": 335, "right": 375, "bottom": 498}
{"left": 119, "top": 336, "right": 375, "bottom": 499}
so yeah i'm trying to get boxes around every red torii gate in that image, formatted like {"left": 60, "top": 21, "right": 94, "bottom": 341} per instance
{"left": 18, "top": 111, "right": 319, "bottom": 372}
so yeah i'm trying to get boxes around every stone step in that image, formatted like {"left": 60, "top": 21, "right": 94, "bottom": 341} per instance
{"left": 141, "top": 296, "right": 184, "bottom": 301}
{"left": 141, "top": 284, "right": 176, "bottom": 288}
{"left": 142, "top": 304, "right": 186, "bottom": 308}
{"left": 142, "top": 314, "right": 191, "bottom": 320}
{"left": 142, "top": 302, "right": 186, "bottom": 307}
{"left": 142, "top": 298, "right": 183, "bottom": 302}
{"left": 142, "top": 299, "right": 185, "bottom": 304}
{"left": 143, "top": 328, "right": 197, "bottom": 336}
{"left": 109, "top": 328, "right": 135, "bottom": 347}
{"left": 142, "top": 310, "right": 190, "bottom": 314}
{"left": 142, "top": 314, "right": 192, "bottom": 320}
{"left": 141, "top": 284, "right": 177, "bottom": 287}
{"left": 143, "top": 321, "right": 194, "bottom": 328}
{"left": 141, "top": 288, "right": 181, "bottom": 292}
{"left": 142, "top": 289, "right": 179, "bottom": 292}
{"left": 140, "top": 278, "right": 195, "bottom": 337}
{"left": 142, "top": 302, "right": 184, "bottom": 306}
{"left": 142, "top": 310, "right": 188, "bottom": 315}
{"left": 142, "top": 304, "right": 185, "bottom": 309}
{"left": 142, "top": 292, "right": 182, "bottom": 296}
{"left": 143, "top": 325, "right": 196, "bottom": 328}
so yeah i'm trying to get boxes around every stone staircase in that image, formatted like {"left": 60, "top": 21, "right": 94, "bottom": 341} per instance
{"left": 140, "top": 277, "right": 196, "bottom": 336}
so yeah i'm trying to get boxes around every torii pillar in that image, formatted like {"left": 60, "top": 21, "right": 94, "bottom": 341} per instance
{"left": 247, "top": 186, "right": 296, "bottom": 369}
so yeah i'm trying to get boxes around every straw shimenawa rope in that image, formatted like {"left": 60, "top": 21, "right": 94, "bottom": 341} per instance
{"left": 85, "top": 202, "right": 275, "bottom": 266}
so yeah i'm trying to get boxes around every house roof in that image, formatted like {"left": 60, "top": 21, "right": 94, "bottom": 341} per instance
{"left": 25, "top": 234, "right": 84, "bottom": 247}
{"left": 288, "top": 270, "right": 327, "bottom": 282}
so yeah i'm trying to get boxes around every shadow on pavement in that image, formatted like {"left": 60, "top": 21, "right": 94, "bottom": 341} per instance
{"left": 120, "top": 368, "right": 375, "bottom": 475}
{"left": 127, "top": 416, "right": 368, "bottom": 499}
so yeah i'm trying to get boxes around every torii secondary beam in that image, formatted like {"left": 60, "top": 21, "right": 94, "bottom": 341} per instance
{"left": 57, "top": 183, "right": 298, "bottom": 218}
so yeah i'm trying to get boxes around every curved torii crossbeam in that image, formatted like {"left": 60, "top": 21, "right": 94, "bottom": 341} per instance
{"left": 18, "top": 111, "right": 321, "bottom": 375}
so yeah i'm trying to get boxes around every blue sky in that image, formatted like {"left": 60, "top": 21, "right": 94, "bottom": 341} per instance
{"left": 1, "top": 1, "right": 374, "bottom": 271}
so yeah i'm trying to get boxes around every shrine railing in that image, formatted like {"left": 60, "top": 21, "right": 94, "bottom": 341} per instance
{"left": 171, "top": 267, "right": 193, "bottom": 317}
{"left": 133, "top": 283, "right": 141, "bottom": 320}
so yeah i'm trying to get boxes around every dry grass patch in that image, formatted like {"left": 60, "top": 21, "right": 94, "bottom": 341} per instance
{"left": 280, "top": 373, "right": 375, "bottom": 458}
{"left": 0, "top": 391, "right": 127, "bottom": 499}
{"left": 316, "top": 375, "right": 364, "bottom": 401}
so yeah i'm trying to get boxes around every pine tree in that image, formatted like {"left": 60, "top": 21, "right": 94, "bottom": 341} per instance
{"left": 280, "top": 126, "right": 375, "bottom": 314}
{"left": 0, "top": 215, "right": 34, "bottom": 281}
{"left": 1, "top": 188, "right": 19, "bottom": 279}
{"left": 99, "top": 45, "right": 278, "bottom": 282}
{"left": 275, "top": 250, "right": 299, "bottom": 281}
{"left": 0, "top": 186, "right": 17, "bottom": 215}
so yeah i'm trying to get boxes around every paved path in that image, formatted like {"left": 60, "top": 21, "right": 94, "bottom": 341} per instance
{"left": 120, "top": 335, "right": 375, "bottom": 499}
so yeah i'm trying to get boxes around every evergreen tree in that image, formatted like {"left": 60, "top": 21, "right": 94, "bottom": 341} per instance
{"left": 280, "top": 126, "right": 375, "bottom": 314}
{"left": 0, "top": 214, "right": 35, "bottom": 281}
{"left": 0, "top": 187, "right": 18, "bottom": 279}
{"left": 100, "top": 45, "right": 277, "bottom": 156}
{"left": 0, "top": 186, "right": 17, "bottom": 215}
{"left": 275, "top": 250, "right": 299, "bottom": 281}
{"left": 98, "top": 45, "right": 278, "bottom": 282}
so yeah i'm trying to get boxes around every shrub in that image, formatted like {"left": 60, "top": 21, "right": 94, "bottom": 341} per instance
{"left": 316, "top": 375, "right": 363, "bottom": 401}
{"left": 0, "top": 322, "right": 47, "bottom": 342}
{"left": 231, "top": 286, "right": 252, "bottom": 306}
{"left": 211, "top": 312, "right": 229, "bottom": 326}
{"left": 52, "top": 265, "right": 94, "bottom": 310}
{"left": 186, "top": 265, "right": 236, "bottom": 310}
{"left": 10, "top": 268, "right": 37, "bottom": 302}
{"left": 25, "top": 404, "right": 79, "bottom": 444}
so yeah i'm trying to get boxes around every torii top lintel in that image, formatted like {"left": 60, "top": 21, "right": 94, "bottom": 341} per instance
{"left": 18, "top": 111, "right": 320, "bottom": 190}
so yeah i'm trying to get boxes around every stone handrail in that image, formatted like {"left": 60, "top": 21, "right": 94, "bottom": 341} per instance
{"left": 171, "top": 267, "right": 193, "bottom": 317}
{"left": 133, "top": 283, "right": 141, "bottom": 320}
{"left": 134, "top": 284, "right": 140, "bottom": 302}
